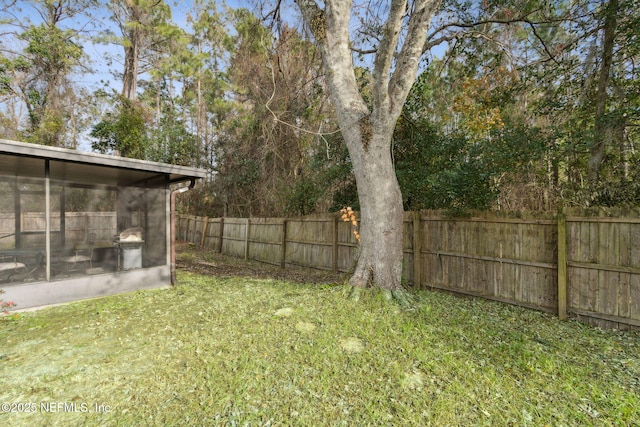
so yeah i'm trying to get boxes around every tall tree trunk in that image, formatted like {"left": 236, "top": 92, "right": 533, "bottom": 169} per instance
{"left": 122, "top": 39, "right": 139, "bottom": 100}
{"left": 118, "top": 0, "right": 154, "bottom": 101}
{"left": 348, "top": 125, "right": 404, "bottom": 289}
{"left": 588, "top": 0, "right": 618, "bottom": 188}
{"left": 294, "top": 0, "right": 440, "bottom": 290}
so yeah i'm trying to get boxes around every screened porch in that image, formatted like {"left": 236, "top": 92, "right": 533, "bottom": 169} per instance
{"left": 0, "top": 139, "right": 206, "bottom": 309}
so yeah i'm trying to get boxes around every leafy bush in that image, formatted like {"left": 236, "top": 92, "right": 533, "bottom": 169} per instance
{"left": 0, "top": 289, "right": 15, "bottom": 313}
{"left": 392, "top": 111, "right": 552, "bottom": 214}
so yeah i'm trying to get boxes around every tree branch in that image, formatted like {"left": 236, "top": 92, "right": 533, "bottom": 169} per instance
{"left": 524, "top": 19, "right": 560, "bottom": 65}
{"left": 261, "top": 20, "right": 342, "bottom": 141}
{"left": 350, "top": 45, "right": 378, "bottom": 55}
{"left": 262, "top": 0, "right": 283, "bottom": 29}
{"left": 372, "top": 0, "right": 407, "bottom": 114}
{"left": 426, "top": 14, "right": 523, "bottom": 49}
{"left": 423, "top": 9, "right": 577, "bottom": 65}
{"left": 295, "top": 0, "right": 369, "bottom": 124}
{"left": 388, "top": 0, "right": 441, "bottom": 118}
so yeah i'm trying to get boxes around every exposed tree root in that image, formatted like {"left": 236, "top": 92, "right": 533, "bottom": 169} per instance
{"left": 345, "top": 285, "right": 416, "bottom": 308}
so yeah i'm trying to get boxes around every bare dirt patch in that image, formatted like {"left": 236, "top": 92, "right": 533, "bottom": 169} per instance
{"left": 175, "top": 242, "right": 346, "bottom": 284}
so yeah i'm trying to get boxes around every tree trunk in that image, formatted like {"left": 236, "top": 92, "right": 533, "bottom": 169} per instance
{"left": 122, "top": 40, "right": 139, "bottom": 100}
{"left": 120, "top": 0, "right": 151, "bottom": 101}
{"left": 588, "top": 0, "right": 618, "bottom": 188}
{"left": 294, "top": 0, "right": 439, "bottom": 291}
{"left": 348, "top": 128, "right": 405, "bottom": 290}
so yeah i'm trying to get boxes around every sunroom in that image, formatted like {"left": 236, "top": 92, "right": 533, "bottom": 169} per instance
{"left": 0, "top": 139, "right": 206, "bottom": 310}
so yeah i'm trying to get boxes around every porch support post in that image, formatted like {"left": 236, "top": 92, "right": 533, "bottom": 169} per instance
{"left": 45, "top": 160, "right": 51, "bottom": 281}
{"left": 14, "top": 177, "right": 20, "bottom": 248}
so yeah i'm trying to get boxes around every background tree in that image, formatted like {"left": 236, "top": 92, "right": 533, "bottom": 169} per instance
{"left": 2, "top": 1, "right": 638, "bottom": 219}
{"left": 92, "top": 0, "right": 218, "bottom": 164}
{"left": 0, "top": 0, "right": 96, "bottom": 147}
{"left": 107, "top": 0, "right": 173, "bottom": 101}
{"left": 524, "top": 0, "right": 640, "bottom": 206}
{"left": 208, "top": 9, "right": 330, "bottom": 217}
{"left": 90, "top": 95, "right": 149, "bottom": 158}
{"left": 184, "top": 0, "right": 229, "bottom": 170}
{"left": 394, "top": 0, "right": 640, "bottom": 209}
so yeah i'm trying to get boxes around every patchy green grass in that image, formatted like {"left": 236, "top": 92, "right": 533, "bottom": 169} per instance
{"left": 1, "top": 272, "right": 639, "bottom": 426}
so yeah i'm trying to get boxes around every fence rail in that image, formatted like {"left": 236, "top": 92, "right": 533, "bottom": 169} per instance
{"left": 178, "top": 208, "right": 640, "bottom": 330}
{"left": 0, "top": 212, "right": 118, "bottom": 249}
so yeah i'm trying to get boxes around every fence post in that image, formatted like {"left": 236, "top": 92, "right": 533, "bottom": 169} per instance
{"left": 413, "top": 211, "right": 422, "bottom": 288}
{"left": 281, "top": 219, "right": 287, "bottom": 268}
{"left": 244, "top": 218, "right": 250, "bottom": 260}
{"left": 557, "top": 208, "right": 567, "bottom": 320}
{"left": 217, "top": 218, "right": 224, "bottom": 254}
{"left": 333, "top": 215, "right": 339, "bottom": 273}
{"left": 200, "top": 216, "right": 209, "bottom": 248}
{"left": 84, "top": 213, "right": 89, "bottom": 242}
{"left": 185, "top": 216, "right": 191, "bottom": 243}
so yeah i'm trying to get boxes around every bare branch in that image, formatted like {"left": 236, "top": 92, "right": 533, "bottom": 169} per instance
{"left": 422, "top": 8, "right": 586, "bottom": 66}
{"left": 261, "top": 31, "right": 342, "bottom": 141}
{"left": 350, "top": 45, "right": 378, "bottom": 55}
{"left": 524, "top": 19, "right": 560, "bottom": 65}
{"left": 261, "top": 0, "right": 283, "bottom": 29}
{"left": 372, "top": 0, "right": 407, "bottom": 113}
{"left": 424, "top": 11, "right": 540, "bottom": 52}
{"left": 388, "top": 0, "right": 441, "bottom": 117}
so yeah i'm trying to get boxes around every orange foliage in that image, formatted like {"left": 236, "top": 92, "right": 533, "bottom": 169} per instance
{"left": 339, "top": 206, "right": 360, "bottom": 243}
{"left": 452, "top": 74, "right": 506, "bottom": 139}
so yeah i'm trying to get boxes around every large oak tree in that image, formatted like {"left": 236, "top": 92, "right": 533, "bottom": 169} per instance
{"left": 293, "top": 1, "right": 441, "bottom": 291}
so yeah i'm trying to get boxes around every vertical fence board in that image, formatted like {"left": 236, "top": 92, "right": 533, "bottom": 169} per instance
{"left": 630, "top": 274, "right": 640, "bottom": 322}
{"left": 221, "top": 218, "right": 247, "bottom": 258}
{"left": 244, "top": 218, "right": 250, "bottom": 260}
{"left": 618, "top": 272, "right": 630, "bottom": 319}
{"left": 217, "top": 218, "right": 224, "bottom": 253}
{"left": 557, "top": 210, "right": 567, "bottom": 320}
{"left": 514, "top": 222, "right": 523, "bottom": 304}
{"left": 281, "top": 219, "right": 287, "bottom": 269}
{"left": 412, "top": 212, "right": 421, "bottom": 287}
{"left": 200, "top": 217, "right": 209, "bottom": 248}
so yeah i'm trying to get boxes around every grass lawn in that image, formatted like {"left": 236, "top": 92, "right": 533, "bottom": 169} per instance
{"left": 1, "top": 248, "right": 639, "bottom": 426}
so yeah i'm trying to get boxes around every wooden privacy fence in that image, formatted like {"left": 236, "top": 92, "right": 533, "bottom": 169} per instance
{"left": 179, "top": 214, "right": 360, "bottom": 273}
{"left": 0, "top": 212, "right": 118, "bottom": 248}
{"left": 177, "top": 208, "right": 640, "bottom": 330}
